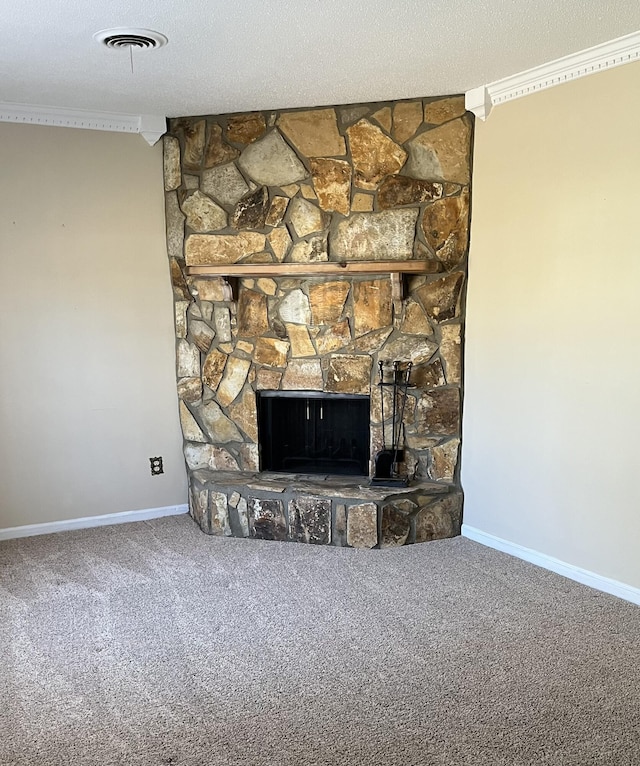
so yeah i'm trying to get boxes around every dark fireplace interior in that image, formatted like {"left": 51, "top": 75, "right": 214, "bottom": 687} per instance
{"left": 258, "top": 391, "right": 370, "bottom": 476}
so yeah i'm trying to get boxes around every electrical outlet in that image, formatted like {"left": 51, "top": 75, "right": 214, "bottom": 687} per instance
{"left": 150, "top": 456, "right": 164, "bottom": 476}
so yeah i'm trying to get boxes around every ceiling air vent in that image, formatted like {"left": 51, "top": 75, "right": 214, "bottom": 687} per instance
{"left": 93, "top": 28, "right": 168, "bottom": 50}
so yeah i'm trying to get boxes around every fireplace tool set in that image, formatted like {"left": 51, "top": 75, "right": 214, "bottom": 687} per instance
{"left": 371, "top": 360, "right": 413, "bottom": 487}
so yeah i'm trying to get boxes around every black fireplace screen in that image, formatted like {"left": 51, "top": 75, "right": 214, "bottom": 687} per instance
{"left": 257, "top": 391, "right": 370, "bottom": 476}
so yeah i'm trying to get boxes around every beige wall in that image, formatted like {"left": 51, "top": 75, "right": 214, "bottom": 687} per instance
{"left": 0, "top": 124, "right": 186, "bottom": 528}
{"left": 463, "top": 61, "right": 640, "bottom": 589}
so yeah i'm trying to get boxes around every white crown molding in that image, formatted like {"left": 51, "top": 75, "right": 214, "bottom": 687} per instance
{"left": 138, "top": 114, "right": 168, "bottom": 145}
{"left": 462, "top": 525, "right": 640, "bottom": 606}
{"left": 0, "top": 102, "right": 166, "bottom": 145}
{"left": 466, "top": 29, "right": 640, "bottom": 120}
{"left": 464, "top": 85, "right": 493, "bottom": 121}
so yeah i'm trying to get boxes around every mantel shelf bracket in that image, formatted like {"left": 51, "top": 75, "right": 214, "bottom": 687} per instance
{"left": 390, "top": 272, "right": 405, "bottom": 305}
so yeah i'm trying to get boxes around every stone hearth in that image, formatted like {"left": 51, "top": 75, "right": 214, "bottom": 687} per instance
{"left": 163, "top": 95, "right": 472, "bottom": 548}
{"left": 189, "top": 470, "right": 462, "bottom": 549}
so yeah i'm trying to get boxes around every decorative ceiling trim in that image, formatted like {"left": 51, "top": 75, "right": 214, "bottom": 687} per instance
{"left": 0, "top": 102, "right": 166, "bottom": 145}
{"left": 465, "top": 86, "right": 493, "bottom": 121}
{"left": 466, "top": 29, "right": 640, "bottom": 120}
{"left": 138, "top": 115, "right": 168, "bottom": 146}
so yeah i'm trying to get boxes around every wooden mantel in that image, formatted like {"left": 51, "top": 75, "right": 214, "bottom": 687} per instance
{"left": 185, "top": 260, "right": 429, "bottom": 301}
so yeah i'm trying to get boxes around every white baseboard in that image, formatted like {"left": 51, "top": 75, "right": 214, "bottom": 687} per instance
{"left": 0, "top": 504, "right": 189, "bottom": 541}
{"left": 462, "top": 524, "right": 640, "bottom": 607}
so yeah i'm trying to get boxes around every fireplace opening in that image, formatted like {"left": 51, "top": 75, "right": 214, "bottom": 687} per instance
{"left": 257, "top": 391, "right": 370, "bottom": 476}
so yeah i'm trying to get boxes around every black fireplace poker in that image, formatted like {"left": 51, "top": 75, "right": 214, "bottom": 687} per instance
{"left": 371, "top": 360, "right": 413, "bottom": 487}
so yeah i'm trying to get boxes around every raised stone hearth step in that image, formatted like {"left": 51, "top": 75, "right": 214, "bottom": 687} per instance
{"left": 188, "top": 469, "right": 461, "bottom": 549}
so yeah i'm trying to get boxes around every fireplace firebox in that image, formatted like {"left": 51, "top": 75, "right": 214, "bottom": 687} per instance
{"left": 257, "top": 391, "right": 370, "bottom": 476}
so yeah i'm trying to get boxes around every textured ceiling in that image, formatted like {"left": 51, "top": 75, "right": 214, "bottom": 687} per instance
{"left": 2, "top": 0, "right": 640, "bottom": 118}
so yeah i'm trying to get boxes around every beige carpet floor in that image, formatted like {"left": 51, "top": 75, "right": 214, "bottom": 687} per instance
{"left": 1, "top": 513, "right": 639, "bottom": 765}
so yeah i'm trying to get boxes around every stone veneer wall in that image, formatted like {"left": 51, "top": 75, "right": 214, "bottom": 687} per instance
{"left": 163, "top": 96, "right": 473, "bottom": 546}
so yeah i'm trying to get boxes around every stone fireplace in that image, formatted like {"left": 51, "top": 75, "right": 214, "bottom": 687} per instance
{"left": 163, "top": 96, "right": 472, "bottom": 548}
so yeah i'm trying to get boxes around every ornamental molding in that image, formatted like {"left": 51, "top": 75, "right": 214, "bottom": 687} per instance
{"left": 466, "top": 29, "right": 640, "bottom": 120}
{"left": 3, "top": 31, "right": 640, "bottom": 136}
{"left": 0, "top": 102, "right": 166, "bottom": 145}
